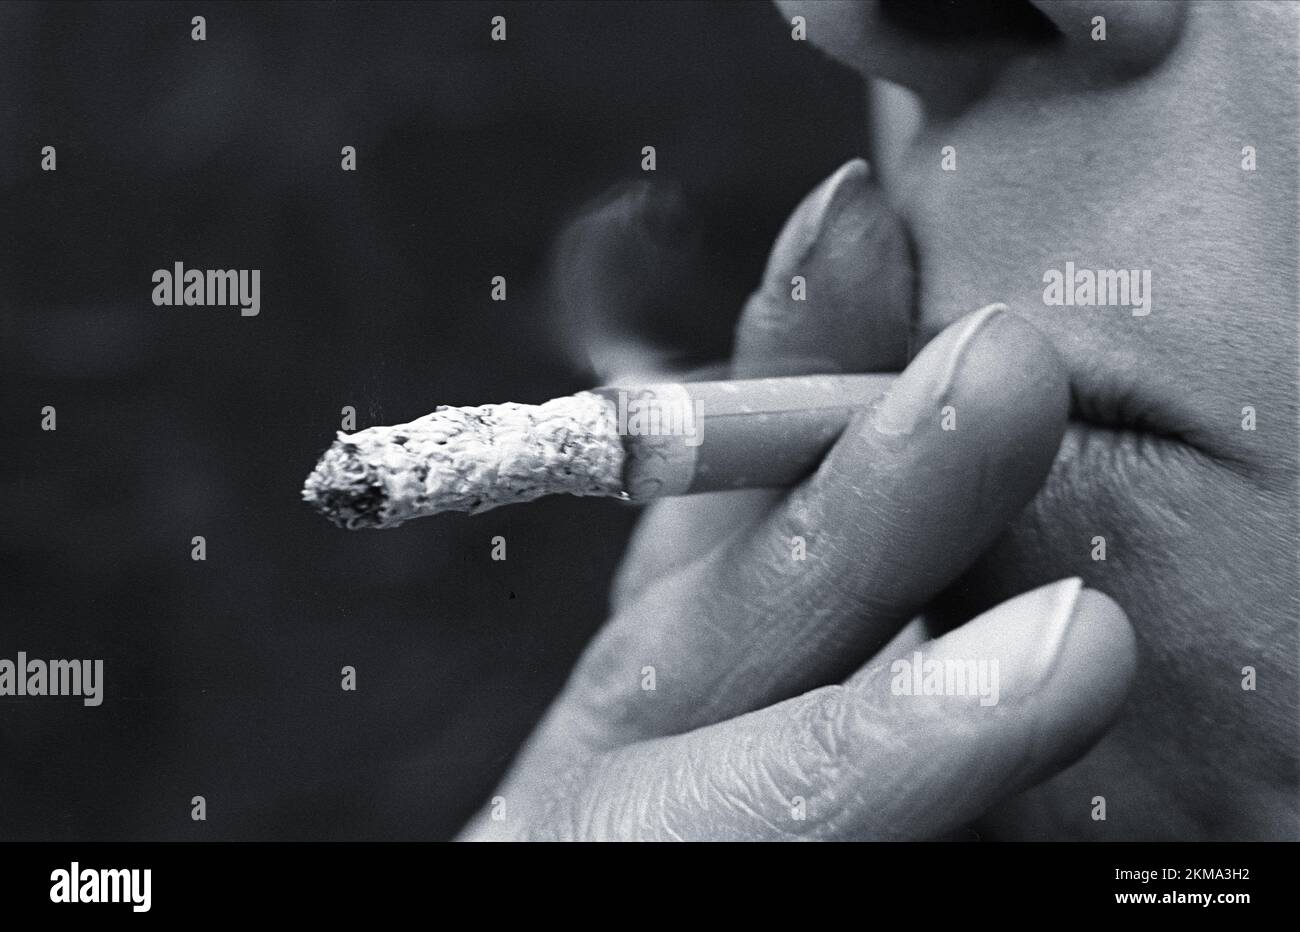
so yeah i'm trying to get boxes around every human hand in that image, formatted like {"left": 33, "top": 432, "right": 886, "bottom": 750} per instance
{"left": 460, "top": 161, "right": 1137, "bottom": 841}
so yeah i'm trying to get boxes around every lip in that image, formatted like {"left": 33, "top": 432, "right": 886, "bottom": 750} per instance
{"left": 1057, "top": 417, "right": 1197, "bottom": 483}
{"left": 906, "top": 288, "right": 1216, "bottom": 475}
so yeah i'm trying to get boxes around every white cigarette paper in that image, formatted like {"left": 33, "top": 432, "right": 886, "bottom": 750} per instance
{"left": 302, "top": 374, "right": 893, "bottom": 529}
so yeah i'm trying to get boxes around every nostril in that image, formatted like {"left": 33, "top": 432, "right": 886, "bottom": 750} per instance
{"left": 879, "top": 0, "right": 1057, "bottom": 42}
{"left": 790, "top": 0, "right": 1064, "bottom": 116}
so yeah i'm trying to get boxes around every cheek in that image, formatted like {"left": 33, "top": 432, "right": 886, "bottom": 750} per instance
{"left": 890, "top": 97, "right": 1294, "bottom": 458}
{"left": 942, "top": 437, "right": 1295, "bottom": 721}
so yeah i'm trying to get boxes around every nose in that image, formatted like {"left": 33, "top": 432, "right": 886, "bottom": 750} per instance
{"left": 774, "top": 0, "right": 1184, "bottom": 114}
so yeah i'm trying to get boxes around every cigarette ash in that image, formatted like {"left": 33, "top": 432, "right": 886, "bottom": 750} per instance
{"left": 302, "top": 391, "right": 626, "bottom": 528}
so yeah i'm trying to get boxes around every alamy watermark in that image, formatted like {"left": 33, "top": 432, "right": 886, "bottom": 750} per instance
{"left": 1042, "top": 261, "right": 1151, "bottom": 317}
{"left": 50, "top": 862, "right": 150, "bottom": 912}
{"left": 890, "top": 650, "right": 1000, "bottom": 706}
{"left": 616, "top": 389, "right": 703, "bottom": 447}
{"left": 152, "top": 262, "right": 260, "bottom": 316}
{"left": 0, "top": 652, "right": 103, "bottom": 707}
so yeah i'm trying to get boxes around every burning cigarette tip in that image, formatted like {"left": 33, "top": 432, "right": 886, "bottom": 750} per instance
{"left": 302, "top": 393, "right": 627, "bottom": 529}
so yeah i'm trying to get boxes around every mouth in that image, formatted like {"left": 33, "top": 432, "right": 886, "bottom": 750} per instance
{"left": 900, "top": 236, "right": 1216, "bottom": 480}
{"left": 905, "top": 289, "right": 1220, "bottom": 507}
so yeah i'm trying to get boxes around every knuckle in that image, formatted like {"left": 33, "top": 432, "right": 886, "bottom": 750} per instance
{"left": 785, "top": 686, "right": 859, "bottom": 802}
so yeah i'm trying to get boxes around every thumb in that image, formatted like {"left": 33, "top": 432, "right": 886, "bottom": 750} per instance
{"left": 573, "top": 578, "right": 1136, "bottom": 840}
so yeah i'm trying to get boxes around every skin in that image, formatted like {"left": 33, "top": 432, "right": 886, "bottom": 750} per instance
{"left": 462, "top": 0, "right": 1298, "bottom": 840}
{"left": 779, "top": 0, "right": 1299, "bottom": 840}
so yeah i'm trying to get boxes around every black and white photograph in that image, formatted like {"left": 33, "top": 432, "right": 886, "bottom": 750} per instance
{"left": 1, "top": 0, "right": 1296, "bottom": 909}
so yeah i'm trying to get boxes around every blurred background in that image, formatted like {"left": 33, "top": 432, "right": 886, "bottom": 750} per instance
{"left": 0, "top": 0, "right": 866, "bottom": 839}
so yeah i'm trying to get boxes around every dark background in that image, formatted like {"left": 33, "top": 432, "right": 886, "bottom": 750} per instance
{"left": 1, "top": 0, "right": 865, "bottom": 839}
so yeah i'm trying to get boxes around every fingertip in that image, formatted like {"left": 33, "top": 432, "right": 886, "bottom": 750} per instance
{"left": 734, "top": 155, "right": 913, "bottom": 377}
{"left": 949, "top": 306, "right": 1071, "bottom": 447}
{"left": 1054, "top": 586, "right": 1139, "bottom": 715}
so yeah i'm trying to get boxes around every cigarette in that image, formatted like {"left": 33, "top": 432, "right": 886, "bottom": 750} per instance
{"left": 302, "top": 374, "right": 895, "bottom": 529}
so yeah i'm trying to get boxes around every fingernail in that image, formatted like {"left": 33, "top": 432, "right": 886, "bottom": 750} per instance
{"left": 1026, "top": 577, "right": 1085, "bottom": 687}
{"left": 985, "top": 577, "right": 1134, "bottom": 788}
{"left": 969, "top": 577, "right": 1085, "bottom": 698}
{"left": 735, "top": 159, "right": 875, "bottom": 379}
{"left": 763, "top": 158, "right": 872, "bottom": 287}
{"left": 874, "top": 302, "right": 1006, "bottom": 434}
